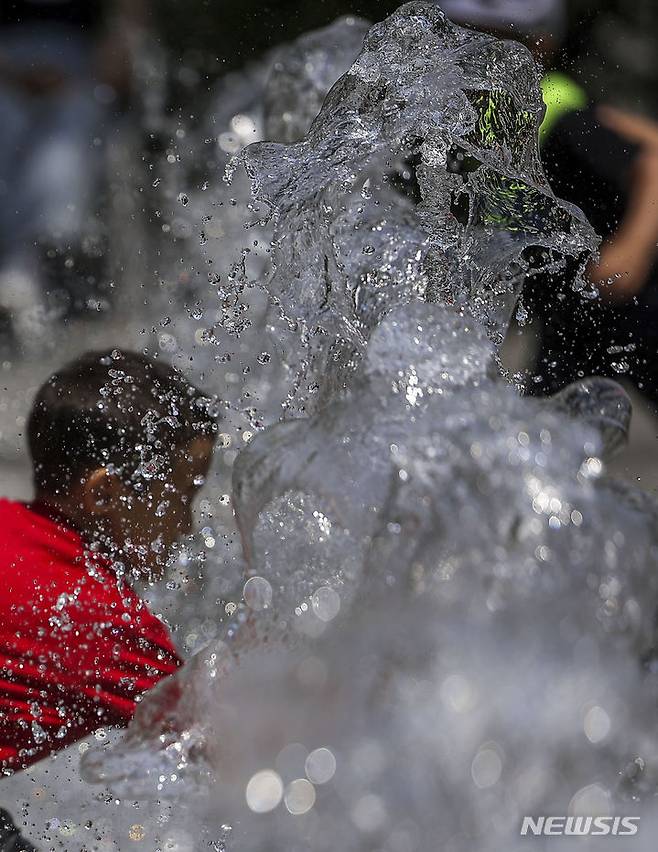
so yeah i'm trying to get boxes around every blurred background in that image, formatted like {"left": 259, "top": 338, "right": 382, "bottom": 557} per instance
{"left": 1, "top": 0, "right": 658, "bottom": 505}
{"left": 157, "top": 0, "right": 658, "bottom": 111}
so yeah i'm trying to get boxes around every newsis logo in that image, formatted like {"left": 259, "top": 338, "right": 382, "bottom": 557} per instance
{"left": 520, "top": 816, "right": 640, "bottom": 837}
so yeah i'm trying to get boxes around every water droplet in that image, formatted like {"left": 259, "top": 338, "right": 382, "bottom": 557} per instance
{"left": 584, "top": 705, "right": 611, "bottom": 744}
{"left": 129, "top": 824, "right": 145, "bottom": 841}
{"left": 471, "top": 745, "right": 502, "bottom": 789}
{"left": 243, "top": 576, "right": 273, "bottom": 611}
{"left": 245, "top": 770, "right": 283, "bottom": 813}
{"left": 311, "top": 586, "right": 341, "bottom": 622}
{"left": 284, "top": 778, "right": 316, "bottom": 815}
{"left": 305, "top": 747, "right": 336, "bottom": 784}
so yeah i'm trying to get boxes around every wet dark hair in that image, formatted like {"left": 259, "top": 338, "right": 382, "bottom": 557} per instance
{"left": 28, "top": 350, "right": 218, "bottom": 496}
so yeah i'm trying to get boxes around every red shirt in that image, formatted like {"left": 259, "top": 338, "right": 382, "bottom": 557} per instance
{"left": 0, "top": 499, "right": 182, "bottom": 771}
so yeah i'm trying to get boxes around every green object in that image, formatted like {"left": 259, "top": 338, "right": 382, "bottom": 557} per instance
{"left": 540, "top": 72, "right": 588, "bottom": 143}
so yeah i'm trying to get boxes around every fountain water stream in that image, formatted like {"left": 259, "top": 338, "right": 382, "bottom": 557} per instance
{"left": 32, "top": 3, "right": 658, "bottom": 849}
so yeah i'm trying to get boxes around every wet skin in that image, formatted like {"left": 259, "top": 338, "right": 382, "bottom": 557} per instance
{"left": 36, "top": 436, "right": 216, "bottom": 580}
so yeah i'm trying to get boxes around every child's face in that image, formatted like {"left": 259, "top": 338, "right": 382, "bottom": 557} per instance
{"left": 109, "top": 436, "right": 216, "bottom": 578}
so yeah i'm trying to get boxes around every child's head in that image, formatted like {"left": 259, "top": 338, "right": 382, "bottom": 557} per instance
{"left": 28, "top": 350, "right": 218, "bottom": 577}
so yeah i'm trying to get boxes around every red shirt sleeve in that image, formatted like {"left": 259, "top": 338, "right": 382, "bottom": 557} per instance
{"left": 54, "top": 575, "right": 183, "bottom": 727}
{"left": 0, "top": 500, "right": 183, "bottom": 772}
{"left": 0, "top": 568, "right": 182, "bottom": 771}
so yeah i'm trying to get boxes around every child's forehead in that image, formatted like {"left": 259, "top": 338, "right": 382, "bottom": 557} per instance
{"left": 182, "top": 435, "right": 216, "bottom": 463}
{"left": 168, "top": 436, "right": 216, "bottom": 476}
{"left": 146, "top": 442, "right": 213, "bottom": 495}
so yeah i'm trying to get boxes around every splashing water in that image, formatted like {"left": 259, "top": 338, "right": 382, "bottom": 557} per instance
{"left": 236, "top": 0, "right": 595, "bottom": 414}
{"left": 78, "top": 4, "right": 658, "bottom": 851}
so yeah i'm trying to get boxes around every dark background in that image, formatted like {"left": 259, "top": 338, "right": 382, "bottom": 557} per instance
{"left": 153, "top": 0, "right": 658, "bottom": 116}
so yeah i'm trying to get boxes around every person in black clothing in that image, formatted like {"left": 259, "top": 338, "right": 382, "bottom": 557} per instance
{"left": 442, "top": 0, "right": 658, "bottom": 409}
{"left": 532, "top": 106, "right": 658, "bottom": 408}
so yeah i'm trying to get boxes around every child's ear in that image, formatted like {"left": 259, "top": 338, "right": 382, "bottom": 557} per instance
{"left": 81, "top": 468, "right": 122, "bottom": 517}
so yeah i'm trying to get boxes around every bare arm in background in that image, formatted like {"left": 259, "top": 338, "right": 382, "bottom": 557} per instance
{"left": 589, "top": 106, "right": 658, "bottom": 304}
